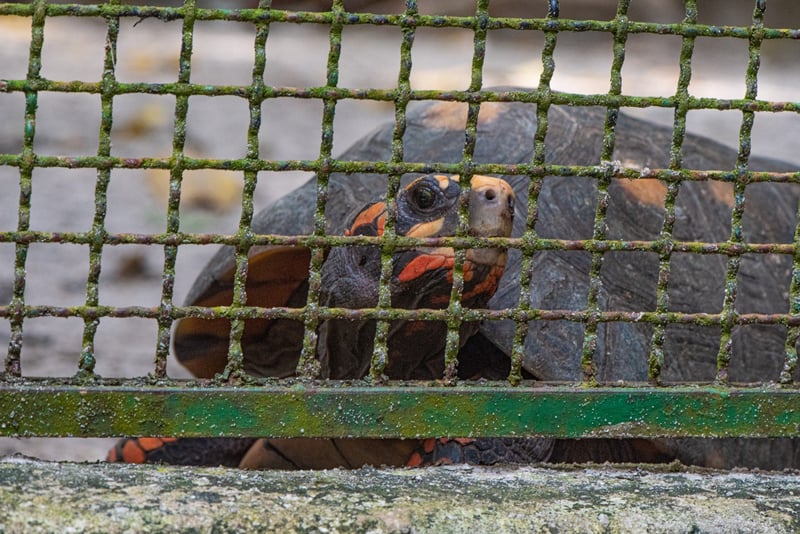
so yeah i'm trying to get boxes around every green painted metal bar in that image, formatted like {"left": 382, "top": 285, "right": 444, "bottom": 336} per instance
{"left": 1, "top": 383, "right": 799, "bottom": 439}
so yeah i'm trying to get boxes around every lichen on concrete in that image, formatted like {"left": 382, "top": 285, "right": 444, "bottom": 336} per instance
{"left": 2, "top": 456, "right": 800, "bottom": 533}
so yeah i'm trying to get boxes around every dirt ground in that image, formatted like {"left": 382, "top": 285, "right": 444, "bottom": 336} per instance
{"left": 1, "top": 1, "right": 799, "bottom": 461}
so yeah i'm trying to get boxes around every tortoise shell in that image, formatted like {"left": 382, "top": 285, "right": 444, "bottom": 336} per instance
{"left": 175, "top": 89, "right": 800, "bottom": 386}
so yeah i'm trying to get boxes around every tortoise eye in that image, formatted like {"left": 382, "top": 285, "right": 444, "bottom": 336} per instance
{"left": 411, "top": 183, "right": 437, "bottom": 210}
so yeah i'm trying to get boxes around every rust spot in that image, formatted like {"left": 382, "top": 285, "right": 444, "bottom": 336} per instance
{"left": 617, "top": 179, "right": 667, "bottom": 208}
{"left": 420, "top": 101, "right": 504, "bottom": 130}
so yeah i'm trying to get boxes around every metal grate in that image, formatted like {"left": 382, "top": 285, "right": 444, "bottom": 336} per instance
{"left": 2, "top": 0, "right": 800, "bottom": 441}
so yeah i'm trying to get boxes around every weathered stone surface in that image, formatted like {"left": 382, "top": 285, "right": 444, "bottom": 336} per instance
{"left": 1, "top": 457, "right": 799, "bottom": 533}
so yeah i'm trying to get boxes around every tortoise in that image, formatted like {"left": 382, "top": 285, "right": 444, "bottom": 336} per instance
{"left": 109, "top": 87, "right": 800, "bottom": 470}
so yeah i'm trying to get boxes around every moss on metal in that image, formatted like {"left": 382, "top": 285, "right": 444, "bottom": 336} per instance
{"left": 2, "top": 383, "right": 800, "bottom": 439}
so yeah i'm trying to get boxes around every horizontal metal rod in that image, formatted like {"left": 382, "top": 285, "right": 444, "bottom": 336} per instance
{"left": 1, "top": 383, "right": 799, "bottom": 439}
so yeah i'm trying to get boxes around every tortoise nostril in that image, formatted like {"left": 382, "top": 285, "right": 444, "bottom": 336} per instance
{"left": 484, "top": 188, "right": 497, "bottom": 201}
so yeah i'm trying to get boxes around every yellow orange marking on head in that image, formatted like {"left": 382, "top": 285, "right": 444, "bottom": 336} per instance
{"left": 346, "top": 202, "right": 387, "bottom": 236}
{"left": 397, "top": 247, "right": 454, "bottom": 284}
{"left": 406, "top": 217, "right": 445, "bottom": 238}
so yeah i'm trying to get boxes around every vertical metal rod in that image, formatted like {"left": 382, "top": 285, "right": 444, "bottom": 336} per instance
{"left": 4, "top": 0, "right": 47, "bottom": 378}
{"left": 716, "top": 0, "right": 765, "bottom": 384}
{"left": 296, "top": 0, "right": 345, "bottom": 378}
{"left": 155, "top": 0, "right": 197, "bottom": 378}
{"left": 368, "top": 0, "right": 419, "bottom": 383}
{"left": 579, "top": 0, "right": 631, "bottom": 384}
{"left": 648, "top": 0, "right": 699, "bottom": 383}
{"left": 79, "top": 1, "right": 122, "bottom": 378}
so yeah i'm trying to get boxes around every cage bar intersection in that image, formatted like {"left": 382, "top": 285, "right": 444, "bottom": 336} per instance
{"left": 2, "top": 0, "right": 800, "bottom": 441}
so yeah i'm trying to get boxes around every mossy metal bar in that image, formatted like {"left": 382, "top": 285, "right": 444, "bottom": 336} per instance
{"left": 1, "top": 384, "right": 799, "bottom": 439}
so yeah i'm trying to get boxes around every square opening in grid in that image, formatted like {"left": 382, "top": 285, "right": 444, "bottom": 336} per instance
{"left": 0, "top": 242, "right": 12, "bottom": 301}
{"left": 259, "top": 97, "right": 324, "bottom": 161}
{"left": 331, "top": 99, "right": 394, "bottom": 157}
{"left": 546, "top": 105, "right": 606, "bottom": 166}
{"left": 18, "top": 316, "right": 85, "bottom": 378}
{"left": 599, "top": 251, "right": 659, "bottom": 312}
{"left": 0, "top": 166, "right": 20, "bottom": 232}
{"left": 33, "top": 92, "right": 101, "bottom": 156}
{"left": 523, "top": 319, "right": 586, "bottom": 381}
{"left": 338, "top": 24, "right": 401, "bottom": 90}
{"left": 616, "top": 106, "right": 674, "bottom": 152}
{"left": 758, "top": 39, "right": 800, "bottom": 102}
{"left": 263, "top": 23, "right": 333, "bottom": 87}
{"left": 596, "top": 321, "right": 654, "bottom": 383}
{"left": 29, "top": 167, "right": 95, "bottom": 233}
{"left": 735, "top": 253, "right": 791, "bottom": 314}
{"left": 533, "top": 176, "right": 598, "bottom": 241}
{"left": 0, "top": 92, "right": 25, "bottom": 154}
{"left": 174, "top": 243, "right": 225, "bottom": 306}
{"left": 178, "top": 170, "right": 245, "bottom": 233}
{"left": 115, "top": 17, "right": 182, "bottom": 84}
{"left": 255, "top": 171, "right": 312, "bottom": 210}
{"left": 730, "top": 324, "right": 788, "bottom": 383}
{"left": 98, "top": 244, "right": 165, "bottom": 308}
{"left": 190, "top": 20, "right": 256, "bottom": 86}
{"left": 24, "top": 243, "right": 89, "bottom": 307}
{"left": 741, "top": 182, "right": 800, "bottom": 244}
{"left": 607, "top": 178, "right": 670, "bottom": 243}
{"left": 688, "top": 36, "right": 750, "bottom": 100}
{"left": 549, "top": 31, "right": 613, "bottom": 95}
{"left": 410, "top": 26, "right": 476, "bottom": 91}
{"left": 672, "top": 179, "right": 735, "bottom": 242}
{"left": 620, "top": 33, "right": 681, "bottom": 97}
{"left": 661, "top": 323, "right": 720, "bottom": 383}
{"left": 93, "top": 317, "right": 161, "bottom": 378}
{"left": 484, "top": 29, "right": 545, "bottom": 88}
{"left": 40, "top": 16, "right": 107, "bottom": 82}
{"left": 105, "top": 169, "right": 168, "bottom": 234}
{"left": 0, "top": 15, "right": 31, "bottom": 80}
{"left": 750, "top": 112, "right": 800, "bottom": 169}
{"left": 682, "top": 110, "right": 743, "bottom": 170}
{"left": 527, "top": 250, "right": 591, "bottom": 311}
{"left": 666, "top": 252, "right": 726, "bottom": 314}
{"left": 323, "top": 173, "right": 387, "bottom": 231}
{"left": 111, "top": 94, "right": 175, "bottom": 157}
{"left": 185, "top": 95, "right": 250, "bottom": 159}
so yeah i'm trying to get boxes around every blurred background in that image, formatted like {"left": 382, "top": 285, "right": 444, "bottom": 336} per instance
{"left": 1, "top": 0, "right": 799, "bottom": 460}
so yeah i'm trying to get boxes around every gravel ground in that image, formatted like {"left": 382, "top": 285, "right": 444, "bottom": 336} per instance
{"left": 1, "top": 2, "right": 800, "bottom": 461}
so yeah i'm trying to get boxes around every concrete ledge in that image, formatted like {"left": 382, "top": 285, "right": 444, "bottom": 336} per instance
{"left": 2, "top": 457, "right": 800, "bottom": 533}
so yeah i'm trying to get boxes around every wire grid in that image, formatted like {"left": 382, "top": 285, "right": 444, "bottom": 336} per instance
{"left": 1, "top": 0, "right": 800, "bottom": 439}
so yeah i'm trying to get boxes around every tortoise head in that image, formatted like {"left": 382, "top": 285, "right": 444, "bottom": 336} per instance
{"left": 344, "top": 174, "right": 514, "bottom": 240}
{"left": 318, "top": 174, "right": 515, "bottom": 379}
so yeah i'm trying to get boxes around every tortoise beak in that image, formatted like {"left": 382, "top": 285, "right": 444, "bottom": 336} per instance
{"left": 468, "top": 175, "right": 515, "bottom": 238}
